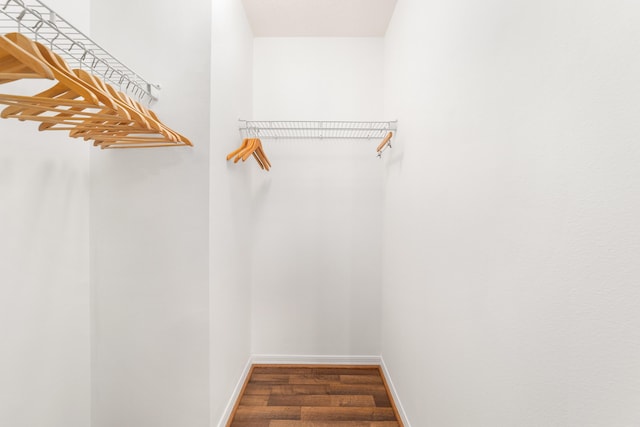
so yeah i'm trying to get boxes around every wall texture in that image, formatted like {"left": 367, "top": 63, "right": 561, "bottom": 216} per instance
{"left": 90, "top": 0, "right": 211, "bottom": 426}
{"left": 0, "top": 1, "right": 90, "bottom": 426}
{"left": 382, "top": 0, "right": 640, "bottom": 426}
{"left": 251, "top": 38, "right": 384, "bottom": 356}
{"left": 210, "top": 0, "right": 254, "bottom": 423}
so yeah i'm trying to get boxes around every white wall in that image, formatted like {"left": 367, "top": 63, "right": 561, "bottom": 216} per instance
{"left": 210, "top": 0, "right": 253, "bottom": 424}
{"left": 382, "top": 1, "right": 640, "bottom": 426}
{"left": 90, "top": 1, "right": 210, "bottom": 426}
{"left": 0, "top": 1, "right": 90, "bottom": 426}
{"left": 0, "top": 107, "right": 90, "bottom": 427}
{"left": 251, "top": 38, "right": 384, "bottom": 356}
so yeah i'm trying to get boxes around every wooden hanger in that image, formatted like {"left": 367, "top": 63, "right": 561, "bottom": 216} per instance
{"left": 0, "top": 33, "right": 55, "bottom": 82}
{"left": 240, "top": 138, "right": 269, "bottom": 165}
{"left": 226, "top": 138, "right": 251, "bottom": 160}
{"left": 93, "top": 137, "right": 183, "bottom": 149}
{"left": 226, "top": 138, "right": 271, "bottom": 171}
{"left": 0, "top": 53, "right": 51, "bottom": 83}
{"left": 247, "top": 139, "right": 269, "bottom": 170}
{"left": 83, "top": 128, "right": 186, "bottom": 148}
{"left": 256, "top": 141, "right": 271, "bottom": 170}
{"left": 235, "top": 137, "right": 258, "bottom": 163}
{"left": 89, "top": 126, "right": 191, "bottom": 148}
{"left": 252, "top": 152, "right": 265, "bottom": 169}
{"left": 245, "top": 139, "right": 271, "bottom": 170}
{"left": 376, "top": 131, "right": 393, "bottom": 153}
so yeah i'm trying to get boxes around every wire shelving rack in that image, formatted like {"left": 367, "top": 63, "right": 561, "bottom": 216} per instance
{"left": 239, "top": 120, "right": 397, "bottom": 141}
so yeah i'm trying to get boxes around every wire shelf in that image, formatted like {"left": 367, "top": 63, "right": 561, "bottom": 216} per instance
{"left": 0, "top": 0, "right": 159, "bottom": 104}
{"left": 239, "top": 120, "right": 397, "bottom": 140}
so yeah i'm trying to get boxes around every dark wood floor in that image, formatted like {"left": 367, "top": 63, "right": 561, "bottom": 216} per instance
{"left": 227, "top": 365, "right": 403, "bottom": 427}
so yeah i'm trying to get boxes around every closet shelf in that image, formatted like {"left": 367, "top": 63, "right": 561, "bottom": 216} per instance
{"left": 239, "top": 120, "right": 397, "bottom": 140}
{"left": 1, "top": 0, "right": 159, "bottom": 104}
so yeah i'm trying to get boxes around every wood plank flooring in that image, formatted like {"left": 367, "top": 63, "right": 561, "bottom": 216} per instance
{"left": 228, "top": 365, "right": 403, "bottom": 427}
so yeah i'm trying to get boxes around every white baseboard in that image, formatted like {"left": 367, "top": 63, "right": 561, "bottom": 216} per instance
{"left": 251, "top": 354, "right": 382, "bottom": 365}
{"left": 217, "top": 354, "right": 410, "bottom": 427}
{"left": 216, "top": 356, "right": 253, "bottom": 427}
{"left": 380, "top": 356, "right": 411, "bottom": 427}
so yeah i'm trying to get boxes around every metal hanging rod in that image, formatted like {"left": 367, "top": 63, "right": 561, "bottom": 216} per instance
{"left": 0, "top": 0, "right": 159, "bottom": 104}
{"left": 239, "top": 120, "right": 397, "bottom": 140}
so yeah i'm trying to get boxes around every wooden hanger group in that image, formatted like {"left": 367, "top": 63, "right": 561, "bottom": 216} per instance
{"left": 0, "top": 32, "right": 191, "bottom": 149}
{"left": 225, "top": 130, "right": 393, "bottom": 169}
{"left": 226, "top": 137, "right": 271, "bottom": 171}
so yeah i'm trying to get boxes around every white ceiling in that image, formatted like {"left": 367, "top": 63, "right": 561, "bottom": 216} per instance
{"left": 241, "top": 0, "right": 398, "bottom": 37}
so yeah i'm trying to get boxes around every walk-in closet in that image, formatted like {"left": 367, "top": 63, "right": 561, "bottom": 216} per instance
{"left": 2, "top": 0, "right": 640, "bottom": 426}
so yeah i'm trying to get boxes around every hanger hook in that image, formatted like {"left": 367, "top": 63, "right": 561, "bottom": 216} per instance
{"left": 46, "top": 19, "right": 60, "bottom": 50}
{"left": 3, "top": 0, "right": 24, "bottom": 11}
{"left": 103, "top": 64, "right": 112, "bottom": 79}
{"left": 86, "top": 48, "right": 96, "bottom": 66}
{"left": 66, "top": 38, "right": 78, "bottom": 52}
{"left": 97, "top": 58, "right": 109, "bottom": 78}
{"left": 120, "top": 74, "right": 131, "bottom": 92}
{"left": 3, "top": 0, "right": 24, "bottom": 13}
{"left": 118, "top": 73, "right": 129, "bottom": 91}
{"left": 78, "top": 44, "right": 88, "bottom": 68}
{"left": 74, "top": 42, "right": 90, "bottom": 68}
{"left": 29, "top": 8, "right": 44, "bottom": 35}
{"left": 11, "top": 0, "right": 27, "bottom": 32}
{"left": 91, "top": 54, "right": 99, "bottom": 69}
